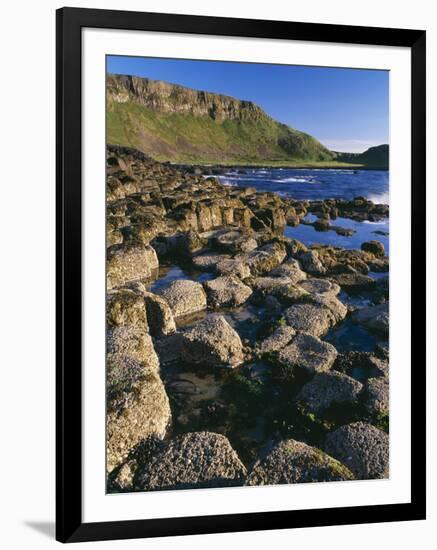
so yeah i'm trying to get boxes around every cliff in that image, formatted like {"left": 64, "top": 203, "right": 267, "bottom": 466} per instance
{"left": 106, "top": 74, "right": 335, "bottom": 164}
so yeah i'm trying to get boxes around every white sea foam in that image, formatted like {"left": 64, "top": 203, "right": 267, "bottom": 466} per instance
{"left": 362, "top": 219, "right": 389, "bottom": 225}
{"left": 367, "top": 191, "right": 389, "bottom": 204}
{"left": 277, "top": 177, "right": 320, "bottom": 184}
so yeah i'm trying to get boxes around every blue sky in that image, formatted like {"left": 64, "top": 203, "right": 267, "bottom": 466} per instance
{"left": 107, "top": 56, "right": 389, "bottom": 153}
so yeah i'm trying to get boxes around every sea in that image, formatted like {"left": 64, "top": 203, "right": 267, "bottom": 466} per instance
{"left": 218, "top": 168, "right": 389, "bottom": 253}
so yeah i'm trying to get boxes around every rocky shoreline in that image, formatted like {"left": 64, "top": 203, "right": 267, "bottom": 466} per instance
{"left": 106, "top": 144, "right": 389, "bottom": 492}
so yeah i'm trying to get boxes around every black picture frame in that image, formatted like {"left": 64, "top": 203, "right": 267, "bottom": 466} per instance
{"left": 56, "top": 6, "right": 426, "bottom": 543}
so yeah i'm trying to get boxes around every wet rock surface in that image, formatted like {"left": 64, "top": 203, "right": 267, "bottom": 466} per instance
{"left": 352, "top": 303, "right": 389, "bottom": 337}
{"left": 105, "top": 146, "right": 390, "bottom": 490}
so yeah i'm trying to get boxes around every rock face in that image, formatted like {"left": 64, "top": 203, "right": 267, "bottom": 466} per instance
{"left": 106, "top": 285, "right": 171, "bottom": 474}
{"left": 311, "top": 293, "right": 348, "bottom": 324}
{"left": 364, "top": 377, "right": 389, "bottom": 415}
{"left": 334, "top": 351, "right": 389, "bottom": 379}
{"left": 107, "top": 290, "right": 149, "bottom": 331}
{"left": 251, "top": 277, "right": 309, "bottom": 305}
{"left": 192, "top": 252, "right": 230, "bottom": 271}
{"left": 352, "top": 303, "right": 389, "bottom": 336}
{"left": 107, "top": 244, "right": 159, "bottom": 289}
{"left": 180, "top": 315, "right": 244, "bottom": 368}
{"left": 157, "top": 279, "right": 207, "bottom": 318}
{"left": 269, "top": 258, "right": 307, "bottom": 283}
{"left": 299, "top": 250, "right": 326, "bottom": 275}
{"left": 107, "top": 326, "right": 159, "bottom": 368}
{"left": 296, "top": 371, "right": 363, "bottom": 414}
{"left": 376, "top": 341, "right": 389, "bottom": 360}
{"left": 243, "top": 242, "right": 287, "bottom": 275}
{"left": 277, "top": 333, "right": 338, "bottom": 374}
{"left": 324, "top": 422, "right": 389, "bottom": 479}
{"left": 135, "top": 432, "right": 247, "bottom": 490}
{"left": 300, "top": 278, "right": 340, "bottom": 296}
{"left": 257, "top": 326, "right": 296, "bottom": 354}
{"left": 284, "top": 302, "right": 339, "bottom": 337}
{"left": 313, "top": 219, "right": 331, "bottom": 232}
{"left": 108, "top": 74, "right": 267, "bottom": 122}
{"left": 214, "top": 230, "right": 258, "bottom": 253}
{"left": 216, "top": 258, "right": 251, "bottom": 279}
{"left": 204, "top": 275, "right": 253, "bottom": 308}
{"left": 331, "top": 273, "right": 375, "bottom": 291}
{"left": 142, "top": 291, "right": 176, "bottom": 337}
{"left": 245, "top": 439, "right": 354, "bottom": 485}
{"left": 361, "top": 240, "right": 385, "bottom": 257}
{"left": 106, "top": 359, "right": 171, "bottom": 473}
{"left": 156, "top": 231, "right": 209, "bottom": 258}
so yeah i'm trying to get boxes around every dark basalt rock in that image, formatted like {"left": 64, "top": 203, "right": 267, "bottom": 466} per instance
{"left": 135, "top": 432, "right": 247, "bottom": 491}
{"left": 363, "top": 377, "right": 389, "bottom": 415}
{"left": 180, "top": 315, "right": 244, "bottom": 368}
{"left": 104, "top": 146, "right": 391, "bottom": 489}
{"left": 156, "top": 279, "right": 207, "bottom": 319}
{"left": 334, "top": 226, "right": 355, "bottom": 237}
{"left": 277, "top": 332, "right": 338, "bottom": 374}
{"left": 204, "top": 275, "right": 253, "bottom": 308}
{"left": 324, "top": 422, "right": 389, "bottom": 479}
{"left": 106, "top": 355, "right": 171, "bottom": 474}
{"left": 333, "top": 351, "right": 388, "bottom": 381}
{"left": 107, "top": 243, "right": 159, "bottom": 289}
{"left": 352, "top": 303, "right": 389, "bottom": 337}
{"left": 296, "top": 371, "right": 364, "bottom": 414}
{"left": 313, "top": 219, "right": 331, "bottom": 232}
{"left": 307, "top": 197, "right": 389, "bottom": 222}
{"left": 106, "top": 289, "right": 149, "bottom": 331}
{"left": 299, "top": 250, "right": 326, "bottom": 275}
{"left": 361, "top": 240, "right": 385, "bottom": 257}
{"left": 245, "top": 439, "right": 354, "bottom": 485}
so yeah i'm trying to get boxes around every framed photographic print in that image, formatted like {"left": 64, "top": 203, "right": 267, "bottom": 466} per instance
{"left": 56, "top": 7, "right": 426, "bottom": 543}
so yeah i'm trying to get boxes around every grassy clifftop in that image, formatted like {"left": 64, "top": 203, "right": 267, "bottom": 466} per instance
{"left": 106, "top": 74, "right": 335, "bottom": 164}
{"left": 336, "top": 145, "right": 389, "bottom": 169}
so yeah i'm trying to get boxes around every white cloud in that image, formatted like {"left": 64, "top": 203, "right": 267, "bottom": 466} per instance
{"left": 319, "top": 139, "right": 385, "bottom": 153}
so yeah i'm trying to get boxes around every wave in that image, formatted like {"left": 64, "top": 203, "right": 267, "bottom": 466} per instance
{"left": 367, "top": 190, "right": 389, "bottom": 204}
{"left": 277, "top": 177, "right": 319, "bottom": 183}
{"left": 362, "top": 219, "right": 389, "bottom": 225}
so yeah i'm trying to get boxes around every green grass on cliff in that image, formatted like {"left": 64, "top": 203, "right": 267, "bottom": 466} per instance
{"left": 107, "top": 101, "right": 337, "bottom": 165}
